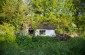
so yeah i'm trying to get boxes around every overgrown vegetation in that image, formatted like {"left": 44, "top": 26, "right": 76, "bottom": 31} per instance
{"left": 0, "top": 36, "right": 85, "bottom": 55}
{"left": 0, "top": 0, "right": 85, "bottom": 55}
{"left": 0, "top": 23, "right": 16, "bottom": 42}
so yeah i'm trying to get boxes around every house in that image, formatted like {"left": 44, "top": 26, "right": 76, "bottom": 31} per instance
{"left": 28, "top": 28, "right": 56, "bottom": 37}
{"left": 22, "top": 20, "right": 79, "bottom": 37}
{"left": 35, "top": 29, "right": 56, "bottom": 37}
{"left": 27, "top": 20, "right": 56, "bottom": 37}
{"left": 22, "top": 20, "right": 78, "bottom": 37}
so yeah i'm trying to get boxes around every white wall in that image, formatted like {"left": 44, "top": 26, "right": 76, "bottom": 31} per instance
{"left": 35, "top": 29, "right": 56, "bottom": 37}
{"left": 45, "top": 30, "right": 56, "bottom": 37}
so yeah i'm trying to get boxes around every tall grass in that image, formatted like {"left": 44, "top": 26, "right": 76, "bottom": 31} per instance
{"left": 0, "top": 36, "right": 85, "bottom": 55}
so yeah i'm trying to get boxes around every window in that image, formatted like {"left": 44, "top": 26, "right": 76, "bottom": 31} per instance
{"left": 40, "top": 30, "right": 45, "bottom": 35}
{"left": 28, "top": 29, "right": 34, "bottom": 34}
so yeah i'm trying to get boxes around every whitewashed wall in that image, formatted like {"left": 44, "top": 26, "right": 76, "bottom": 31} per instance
{"left": 35, "top": 29, "right": 56, "bottom": 37}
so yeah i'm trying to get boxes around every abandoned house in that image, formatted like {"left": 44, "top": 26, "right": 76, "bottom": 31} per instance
{"left": 21, "top": 20, "right": 56, "bottom": 37}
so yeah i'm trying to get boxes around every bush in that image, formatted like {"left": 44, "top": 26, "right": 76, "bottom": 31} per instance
{"left": 0, "top": 35, "right": 85, "bottom": 55}
{"left": 0, "top": 23, "right": 16, "bottom": 43}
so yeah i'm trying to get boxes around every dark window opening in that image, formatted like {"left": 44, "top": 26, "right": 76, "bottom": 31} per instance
{"left": 28, "top": 29, "right": 34, "bottom": 34}
{"left": 40, "top": 30, "right": 45, "bottom": 35}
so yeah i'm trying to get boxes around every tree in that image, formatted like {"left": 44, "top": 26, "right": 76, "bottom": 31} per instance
{"left": 0, "top": 0, "right": 4, "bottom": 24}
{"left": 29, "top": 0, "right": 74, "bottom": 34}
{"left": 72, "top": 0, "right": 85, "bottom": 35}
{"left": 0, "top": 0, "right": 29, "bottom": 34}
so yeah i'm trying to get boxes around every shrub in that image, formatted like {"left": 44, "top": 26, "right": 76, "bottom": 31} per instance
{"left": 0, "top": 23, "right": 16, "bottom": 43}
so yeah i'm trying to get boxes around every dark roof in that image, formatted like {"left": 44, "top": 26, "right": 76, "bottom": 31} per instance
{"left": 38, "top": 21, "right": 56, "bottom": 29}
{"left": 24, "top": 20, "right": 56, "bottom": 30}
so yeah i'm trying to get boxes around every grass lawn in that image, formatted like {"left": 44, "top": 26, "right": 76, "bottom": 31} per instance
{"left": 0, "top": 36, "right": 85, "bottom": 55}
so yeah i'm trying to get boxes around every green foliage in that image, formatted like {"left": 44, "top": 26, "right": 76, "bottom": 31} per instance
{"left": 72, "top": 0, "right": 85, "bottom": 34}
{"left": 29, "top": 0, "right": 74, "bottom": 34}
{"left": 0, "top": 23, "right": 16, "bottom": 42}
{"left": 0, "top": 36, "right": 85, "bottom": 55}
{"left": 0, "top": 0, "right": 29, "bottom": 34}
{"left": 67, "top": 37, "right": 85, "bottom": 55}
{"left": 0, "top": 0, "right": 85, "bottom": 35}
{"left": 0, "top": 0, "right": 85, "bottom": 55}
